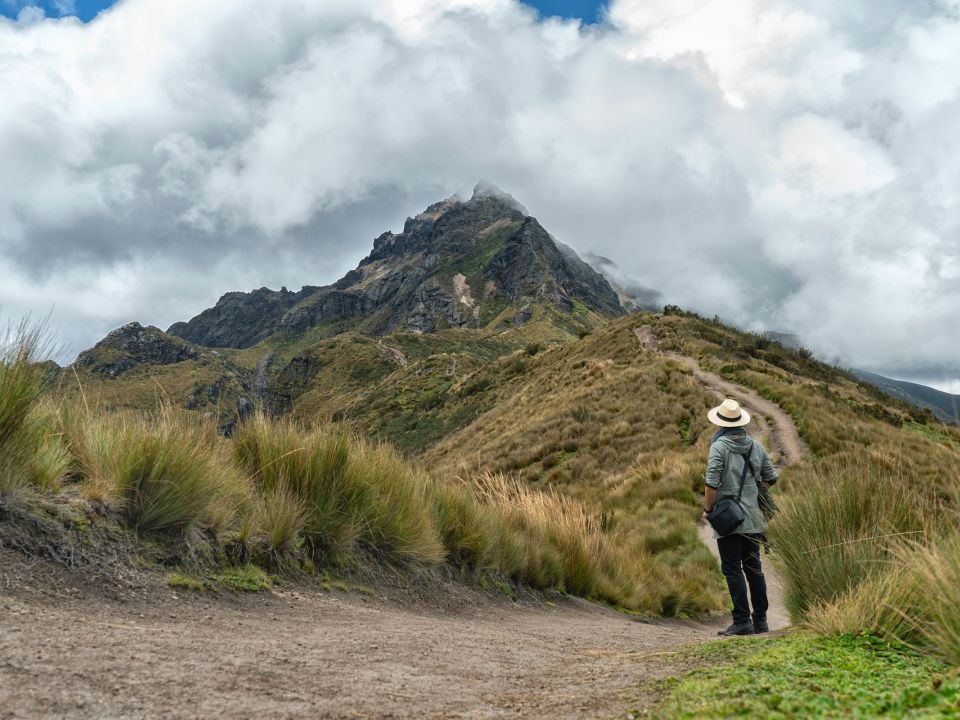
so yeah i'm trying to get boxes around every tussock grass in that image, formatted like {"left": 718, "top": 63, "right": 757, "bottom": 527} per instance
{"left": 804, "top": 536, "right": 960, "bottom": 666}
{"left": 8, "top": 384, "right": 684, "bottom": 611}
{"left": 803, "top": 564, "right": 920, "bottom": 641}
{"left": 228, "top": 417, "right": 684, "bottom": 611}
{"left": 64, "top": 405, "right": 244, "bottom": 534}
{"left": 893, "top": 535, "right": 960, "bottom": 664}
{"left": 233, "top": 414, "right": 444, "bottom": 564}
{"left": 3, "top": 387, "right": 713, "bottom": 612}
{"left": 473, "top": 472, "right": 617, "bottom": 601}
{"left": 0, "top": 322, "right": 69, "bottom": 496}
{"left": 772, "top": 459, "right": 936, "bottom": 618}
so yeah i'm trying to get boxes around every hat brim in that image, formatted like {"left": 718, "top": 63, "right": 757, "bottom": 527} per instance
{"left": 707, "top": 406, "right": 751, "bottom": 427}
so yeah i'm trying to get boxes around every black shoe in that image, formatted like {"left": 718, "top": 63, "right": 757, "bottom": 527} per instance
{"left": 717, "top": 622, "right": 754, "bottom": 636}
{"left": 753, "top": 620, "right": 769, "bottom": 634}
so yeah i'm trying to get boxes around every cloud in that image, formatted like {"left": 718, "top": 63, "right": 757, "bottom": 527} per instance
{"left": 0, "top": 0, "right": 958, "bottom": 380}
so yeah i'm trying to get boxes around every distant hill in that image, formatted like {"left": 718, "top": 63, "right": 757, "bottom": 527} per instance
{"left": 760, "top": 331, "right": 959, "bottom": 426}
{"left": 851, "top": 369, "right": 960, "bottom": 425}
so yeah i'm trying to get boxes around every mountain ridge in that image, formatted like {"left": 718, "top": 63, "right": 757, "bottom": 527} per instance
{"left": 852, "top": 369, "right": 960, "bottom": 426}
{"left": 167, "top": 184, "right": 623, "bottom": 349}
{"left": 68, "top": 185, "right": 627, "bottom": 432}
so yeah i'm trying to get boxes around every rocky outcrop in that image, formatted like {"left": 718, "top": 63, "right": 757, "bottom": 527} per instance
{"left": 185, "top": 375, "right": 232, "bottom": 410}
{"left": 483, "top": 219, "right": 623, "bottom": 316}
{"left": 278, "top": 290, "right": 373, "bottom": 335}
{"left": 263, "top": 355, "right": 324, "bottom": 415}
{"left": 77, "top": 323, "right": 201, "bottom": 377}
{"left": 168, "top": 286, "right": 317, "bottom": 349}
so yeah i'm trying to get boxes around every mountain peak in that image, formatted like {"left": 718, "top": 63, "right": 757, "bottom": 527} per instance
{"left": 167, "top": 187, "right": 624, "bottom": 348}
{"left": 470, "top": 181, "right": 528, "bottom": 215}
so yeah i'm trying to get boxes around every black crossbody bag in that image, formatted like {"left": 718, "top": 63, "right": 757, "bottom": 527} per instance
{"left": 707, "top": 444, "right": 755, "bottom": 536}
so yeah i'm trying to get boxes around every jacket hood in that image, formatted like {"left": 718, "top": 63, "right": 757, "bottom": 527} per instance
{"left": 715, "top": 432, "right": 754, "bottom": 455}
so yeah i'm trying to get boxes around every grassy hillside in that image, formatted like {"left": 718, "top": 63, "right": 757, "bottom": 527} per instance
{"left": 61, "top": 302, "right": 606, "bottom": 431}
{"left": 7, "top": 323, "right": 725, "bottom": 615}
{"left": 35, "top": 300, "right": 960, "bottom": 644}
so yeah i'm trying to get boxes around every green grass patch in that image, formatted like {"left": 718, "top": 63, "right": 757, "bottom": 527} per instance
{"left": 644, "top": 632, "right": 960, "bottom": 719}
{"left": 166, "top": 572, "right": 207, "bottom": 591}
{"left": 904, "top": 421, "right": 958, "bottom": 447}
{"left": 317, "top": 573, "right": 374, "bottom": 595}
{"left": 212, "top": 564, "right": 276, "bottom": 592}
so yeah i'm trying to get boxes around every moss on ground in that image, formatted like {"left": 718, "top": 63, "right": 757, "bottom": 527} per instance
{"left": 166, "top": 572, "right": 207, "bottom": 591}
{"left": 641, "top": 632, "right": 960, "bottom": 719}
{"left": 212, "top": 564, "right": 276, "bottom": 592}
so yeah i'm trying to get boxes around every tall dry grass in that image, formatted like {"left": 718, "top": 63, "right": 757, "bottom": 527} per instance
{"left": 0, "top": 322, "right": 69, "bottom": 496}
{"left": 895, "top": 534, "right": 960, "bottom": 664}
{"left": 6, "top": 370, "right": 698, "bottom": 612}
{"left": 233, "top": 414, "right": 445, "bottom": 563}
{"left": 771, "top": 458, "right": 938, "bottom": 618}
{"left": 805, "top": 535, "right": 960, "bottom": 666}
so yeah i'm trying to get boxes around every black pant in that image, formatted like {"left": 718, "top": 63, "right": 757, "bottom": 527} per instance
{"left": 717, "top": 533, "right": 768, "bottom": 625}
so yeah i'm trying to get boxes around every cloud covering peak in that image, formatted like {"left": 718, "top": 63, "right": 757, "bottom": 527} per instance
{"left": 1, "top": 0, "right": 958, "bottom": 381}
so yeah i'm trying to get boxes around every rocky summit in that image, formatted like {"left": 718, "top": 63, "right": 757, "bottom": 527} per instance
{"left": 167, "top": 183, "right": 624, "bottom": 349}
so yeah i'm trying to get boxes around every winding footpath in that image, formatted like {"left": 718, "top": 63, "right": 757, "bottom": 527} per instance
{"left": 636, "top": 324, "right": 807, "bottom": 633}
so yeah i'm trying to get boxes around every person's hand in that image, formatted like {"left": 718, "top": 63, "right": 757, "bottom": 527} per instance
{"left": 701, "top": 510, "right": 709, "bottom": 520}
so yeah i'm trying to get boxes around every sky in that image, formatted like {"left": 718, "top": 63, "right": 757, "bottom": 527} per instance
{"left": 0, "top": 1, "right": 610, "bottom": 24}
{"left": 1, "top": 0, "right": 959, "bottom": 392}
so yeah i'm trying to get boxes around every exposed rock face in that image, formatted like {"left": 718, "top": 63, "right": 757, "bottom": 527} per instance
{"left": 263, "top": 355, "right": 324, "bottom": 416}
{"left": 168, "top": 286, "right": 318, "bottom": 349}
{"left": 278, "top": 290, "right": 373, "bottom": 336}
{"left": 164, "top": 183, "right": 625, "bottom": 349}
{"left": 77, "top": 323, "right": 200, "bottom": 377}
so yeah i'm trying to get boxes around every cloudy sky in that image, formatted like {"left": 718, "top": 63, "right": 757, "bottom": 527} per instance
{"left": 1, "top": 0, "right": 959, "bottom": 391}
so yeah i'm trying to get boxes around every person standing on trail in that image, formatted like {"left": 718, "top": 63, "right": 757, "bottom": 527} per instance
{"left": 702, "top": 398, "right": 778, "bottom": 636}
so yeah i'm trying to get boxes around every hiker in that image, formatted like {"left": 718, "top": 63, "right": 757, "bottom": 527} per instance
{"left": 702, "top": 398, "right": 778, "bottom": 636}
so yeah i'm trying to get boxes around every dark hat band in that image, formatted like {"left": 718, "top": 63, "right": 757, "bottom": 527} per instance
{"left": 718, "top": 412, "right": 742, "bottom": 422}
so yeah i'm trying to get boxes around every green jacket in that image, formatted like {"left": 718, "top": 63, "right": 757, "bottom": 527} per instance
{"left": 705, "top": 430, "right": 778, "bottom": 537}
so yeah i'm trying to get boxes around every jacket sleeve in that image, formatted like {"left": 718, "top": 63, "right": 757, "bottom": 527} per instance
{"left": 759, "top": 446, "right": 779, "bottom": 485}
{"left": 704, "top": 443, "right": 724, "bottom": 489}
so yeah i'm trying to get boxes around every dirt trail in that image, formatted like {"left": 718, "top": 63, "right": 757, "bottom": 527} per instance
{"left": 1, "top": 570, "right": 720, "bottom": 720}
{"left": 636, "top": 324, "right": 809, "bottom": 633}
{"left": 634, "top": 325, "right": 807, "bottom": 467}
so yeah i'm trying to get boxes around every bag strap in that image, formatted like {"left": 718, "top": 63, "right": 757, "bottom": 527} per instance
{"left": 735, "top": 443, "right": 756, "bottom": 503}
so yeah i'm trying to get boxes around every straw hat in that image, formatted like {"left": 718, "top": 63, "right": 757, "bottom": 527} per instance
{"left": 707, "top": 398, "right": 751, "bottom": 427}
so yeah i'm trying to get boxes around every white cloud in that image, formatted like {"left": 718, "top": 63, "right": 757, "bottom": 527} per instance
{"left": 0, "top": 0, "right": 958, "bottom": 381}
